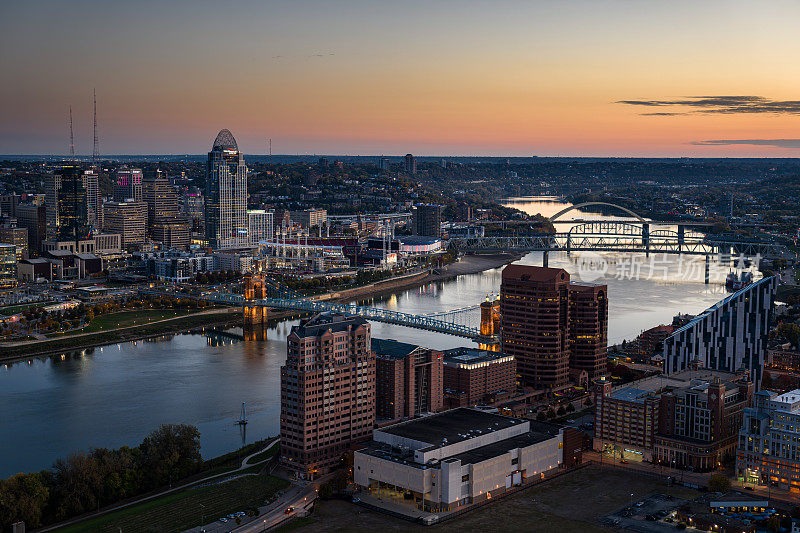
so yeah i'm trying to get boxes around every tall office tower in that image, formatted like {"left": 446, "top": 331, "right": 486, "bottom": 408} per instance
{"left": 280, "top": 312, "right": 375, "bottom": 479}
{"left": 664, "top": 276, "right": 777, "bottom": 388}
{"left": 46, "top": 165, "right": 91, "bottom": 242}
{"left": 0, "top": 194, "right": 20, "bottom": 217}
{"left": 114, "top": 166, "right": 143, "bottom": 201}
{"left": 142, "top": 173, "right": 179, "bottom": 224}
{"left": 501, "top": 265, "right": 572, "bottom": 389}
{"left": 247, "top": 210, "right": 273, "bottom": 246}
{"left": 412, "top": 204, "right": 442, "bottom": 238}
{"left": 378, "top": 156, "right": 390, "bottom": 171}
{"left": 184, "top": 187, "right": 205, "bottom": 230}
{"left": 404, "top": 153, "right": 416, "bottom": 174}
{"left": 82, "top": 169, "right": 102, "bottom": 230}
{"left": 569, "top": 283, "right": 608, "bottom": 378}
{"left": 15, "top": 204, "right": 46, "bottom": 257}
{"left": 103, "top": 201, "right": 147, "bottom": 248}
{"left": 205, "top": 129, "right": 248, "bottom": 249}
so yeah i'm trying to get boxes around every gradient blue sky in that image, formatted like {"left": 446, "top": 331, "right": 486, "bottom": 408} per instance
{"left": 2, "top": 0, "right": 799, "bottom": 156}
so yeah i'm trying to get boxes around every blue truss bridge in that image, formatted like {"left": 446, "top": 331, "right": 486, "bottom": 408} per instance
{"left": 139, "top": 287, "right": 485, "bottom": 340}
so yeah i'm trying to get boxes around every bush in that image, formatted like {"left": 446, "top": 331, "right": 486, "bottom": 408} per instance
{"left": 708, "top": 473, "right": 731, "bottom": 493}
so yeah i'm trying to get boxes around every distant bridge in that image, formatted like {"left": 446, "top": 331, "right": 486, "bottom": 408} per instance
{"left": 448, "top": 221, "right": 789, "bottom": 260}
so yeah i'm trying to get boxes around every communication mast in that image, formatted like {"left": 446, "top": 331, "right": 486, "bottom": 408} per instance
{"left": 68, "top": 105, "right": 75, "bottom": 158}
{"left": 92, "top": 89, "right": 99, "bottom": 167}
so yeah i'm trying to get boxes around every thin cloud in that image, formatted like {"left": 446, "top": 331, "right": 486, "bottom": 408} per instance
{"left": 618, "top": 96, "right": 800, "bottom": 115}
{"left": 690, "top": 139, "right": 800, "bottom": 149}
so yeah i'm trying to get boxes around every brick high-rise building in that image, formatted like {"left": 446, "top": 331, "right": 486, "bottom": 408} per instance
{"left": 15, "top": 204, "right": 46, "bottom": 257}
{"left": 500, "top": 265, "right": 607, "bottom": 389}
{"left": 569, "top": 283, "right": 608, "bottom": 378}
{"left": 372, "top": 338, "right": 443, "bottom": 421}
{"left": 103, "top": 201, "right": 147, "bottom": 248}
{"left": 501, "top": 265, "right": 571, "bottom": 389}
{"left": 280, "top": 312, "right": 375, "bottom": 479}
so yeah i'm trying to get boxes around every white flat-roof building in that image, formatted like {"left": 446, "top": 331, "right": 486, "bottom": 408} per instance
{"left": 354, "top": 408, "right": 563, "bottom": 512}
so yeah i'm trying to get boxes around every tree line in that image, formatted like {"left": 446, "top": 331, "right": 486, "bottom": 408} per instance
{"left": 0, "top": 424, "right": 202, "bottom": 529}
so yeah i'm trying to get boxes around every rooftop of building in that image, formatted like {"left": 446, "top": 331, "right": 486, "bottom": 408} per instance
{"left": 397, "top": 235, "right": 441, "bottom": 245}
{"left": 372, "top": 338, "right": 420, "bottom": 360}
{"left": 212, "top": 129, "right": 238, "bottom": 151}
{"left": 377, "top": 407, "right": 526, "bottom": 447}
{"left": 501, "top": 264, "right": 568, "bottom": 282}
{"left": 292, "top": 311, "right": 368, "bottom": 338}
{"left": 598, "top": 368, "right": 743, "bottom": 400}
{"left": 669, "top": 275, "right": 777, "bottom": 338}
{"left": 449, "top": 421, "right": 560, "bottom": 466}
{"left": 443, "top": 347, "right": 513, "bottom": 366}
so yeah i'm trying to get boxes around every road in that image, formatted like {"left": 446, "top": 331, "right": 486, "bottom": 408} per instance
{"left": 185, "top": 481, "right": 318, "bottom": 533}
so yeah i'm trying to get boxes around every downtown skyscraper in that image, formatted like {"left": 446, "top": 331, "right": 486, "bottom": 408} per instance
{"left": 205, "top": 129, "right": 248, "bottom": 249}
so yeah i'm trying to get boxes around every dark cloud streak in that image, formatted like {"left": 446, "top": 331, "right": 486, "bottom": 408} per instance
{"left": 690, "top": 139, "right": 800, "bottom": 148}
{"left": 617, "top": 96, "right": 800, "bottom": 115}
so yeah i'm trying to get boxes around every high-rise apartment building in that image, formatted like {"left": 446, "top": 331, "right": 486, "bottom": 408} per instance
{"left": 412, "top": 204, "right": 442, "bottom": 238}
{"left": 404, "top": 153, "right": 416, "bottom": 174}
{"left": 82, "top": 169, "right": 102, "bottom": 230}
{"left": 114, "top": 166, "right": 143, "bottom": 202}
{"left": 372, "top": 338, "right": 443, "bottom": 420}
{"left": 737, "top": 389, "right": 800, "bottom": 492}
{"left": 103, "top": 201, "right": 147, "bottom": 248}
{"left": 15, "top": 204, "right": 46, "bottom": 257}
{"left": 289, "top": 208, "right": 326, "bottom": 230}
{"left": 664, "top": 276, "right": 777, "bottom": 388}
{"left": 46, "top": 165, "right": 91, "bottom": 242}
{"left": 500, "top": 265, "right": 607, "bottom": 389}
{"left": 0, "top": 244, "right": 16, "bottom": 287}
{"left": 205, "top": 129, "right": 248, "bottom": 249}
{"left": 280, "top": 312, "right": 375, "bottom": 479}
{"left": 247, "top": 210, "right": 273, "bottom": 246}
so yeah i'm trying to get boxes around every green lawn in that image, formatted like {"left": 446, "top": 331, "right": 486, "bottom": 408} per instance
{"left": 58, "top": 474, "right": 289, "bottom": 533}
{"left": 0, "top": 301, "right": 52, "bottom": 316}
{"left": 49, "top": 309, "right": 191, "bottom": 337}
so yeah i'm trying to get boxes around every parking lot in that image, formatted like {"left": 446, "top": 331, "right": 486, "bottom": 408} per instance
{"left": 603, "top": 493, "right": 688, "bottom": 532}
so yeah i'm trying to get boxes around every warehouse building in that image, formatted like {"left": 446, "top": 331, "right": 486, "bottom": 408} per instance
{"left": 353, "top": 408, "right": 564, "bottom": 512}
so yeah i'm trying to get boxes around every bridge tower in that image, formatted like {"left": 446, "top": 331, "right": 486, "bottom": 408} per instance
{"left": 243, "top": 262, "right": 269, "bottom": 324}
{"left": 480, "top": 295, "right": 501, "bottom": 337}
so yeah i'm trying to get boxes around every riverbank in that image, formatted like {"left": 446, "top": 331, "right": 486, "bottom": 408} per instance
{"left": 1, "top": 253, "right": 520, "bottom": 363}
{"left": 0, "top": 308, "right": 241, "bottom": 362}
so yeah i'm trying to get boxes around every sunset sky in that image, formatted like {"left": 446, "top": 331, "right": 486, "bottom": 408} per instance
{"left": 2, "top": 0, "right": 799, "bottom": 156}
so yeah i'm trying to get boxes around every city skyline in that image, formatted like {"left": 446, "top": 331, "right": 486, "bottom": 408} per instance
{"left": 2, "top": 1, "right": 800, "bottom": 157}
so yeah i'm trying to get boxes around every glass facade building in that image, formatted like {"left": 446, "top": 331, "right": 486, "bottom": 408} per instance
{"left": 205, "top": 129, "right": 248, "bottom": 249}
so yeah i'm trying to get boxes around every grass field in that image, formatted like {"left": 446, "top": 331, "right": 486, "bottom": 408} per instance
{"left": 58, "top": 474, "right": 289, "bottom": 533}
{"left": 50, "top": 309, "right": 192, "bottom": 337}
{"left": 289, "top": 466, "right": 700, "bottom": 533}
{"left": 0, "top": 301, "right": 52, "bottom": 315}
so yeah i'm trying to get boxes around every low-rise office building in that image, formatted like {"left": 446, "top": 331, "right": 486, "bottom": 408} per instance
{"left": 737, "top": 389, "right": 800, "bottom": 493}
{"left": 442, "top": 347, "right": 516, "bottom": 408}
{"left": 354, "top": 408, "right": 564, "bottom": 512}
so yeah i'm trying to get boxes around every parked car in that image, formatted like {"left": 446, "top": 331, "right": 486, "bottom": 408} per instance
{"left": 219, "top": 517, "right": 228, "bottom": 523}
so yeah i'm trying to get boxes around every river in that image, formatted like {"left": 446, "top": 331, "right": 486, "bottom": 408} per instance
{"left": 0, "top": 196, "right": 731, "bottom": 478}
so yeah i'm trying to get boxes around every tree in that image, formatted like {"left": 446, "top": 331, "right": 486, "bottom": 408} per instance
{"left": 51, "top": 451, "right": 105, "bottom": 519}
{"left": 546, "top": 408, "right": 556, "bottom": 419}
{"left": 139, "top": 424, "right": 202, "bottom": 489}
{"left": 0, "top": 472, "right": 50, "bottom": 527}
{"left": 557, "top": 406, "right": 566, "bottom": 416}
{"left": 536, "top": 411, "right": 546, "bottom": 421}
{"left": 708, "top": 473, "right": 731, "bottom": 493}
{"left": 566, "top": 403, "right": 575, "bottom": 413}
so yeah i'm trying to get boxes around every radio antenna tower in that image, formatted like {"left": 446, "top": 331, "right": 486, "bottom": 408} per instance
{"left": 92, "top": 89, "right": 99, "bottom": 167}
{"left": 69, "top": 105, "right": 75, "bottom": 158}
